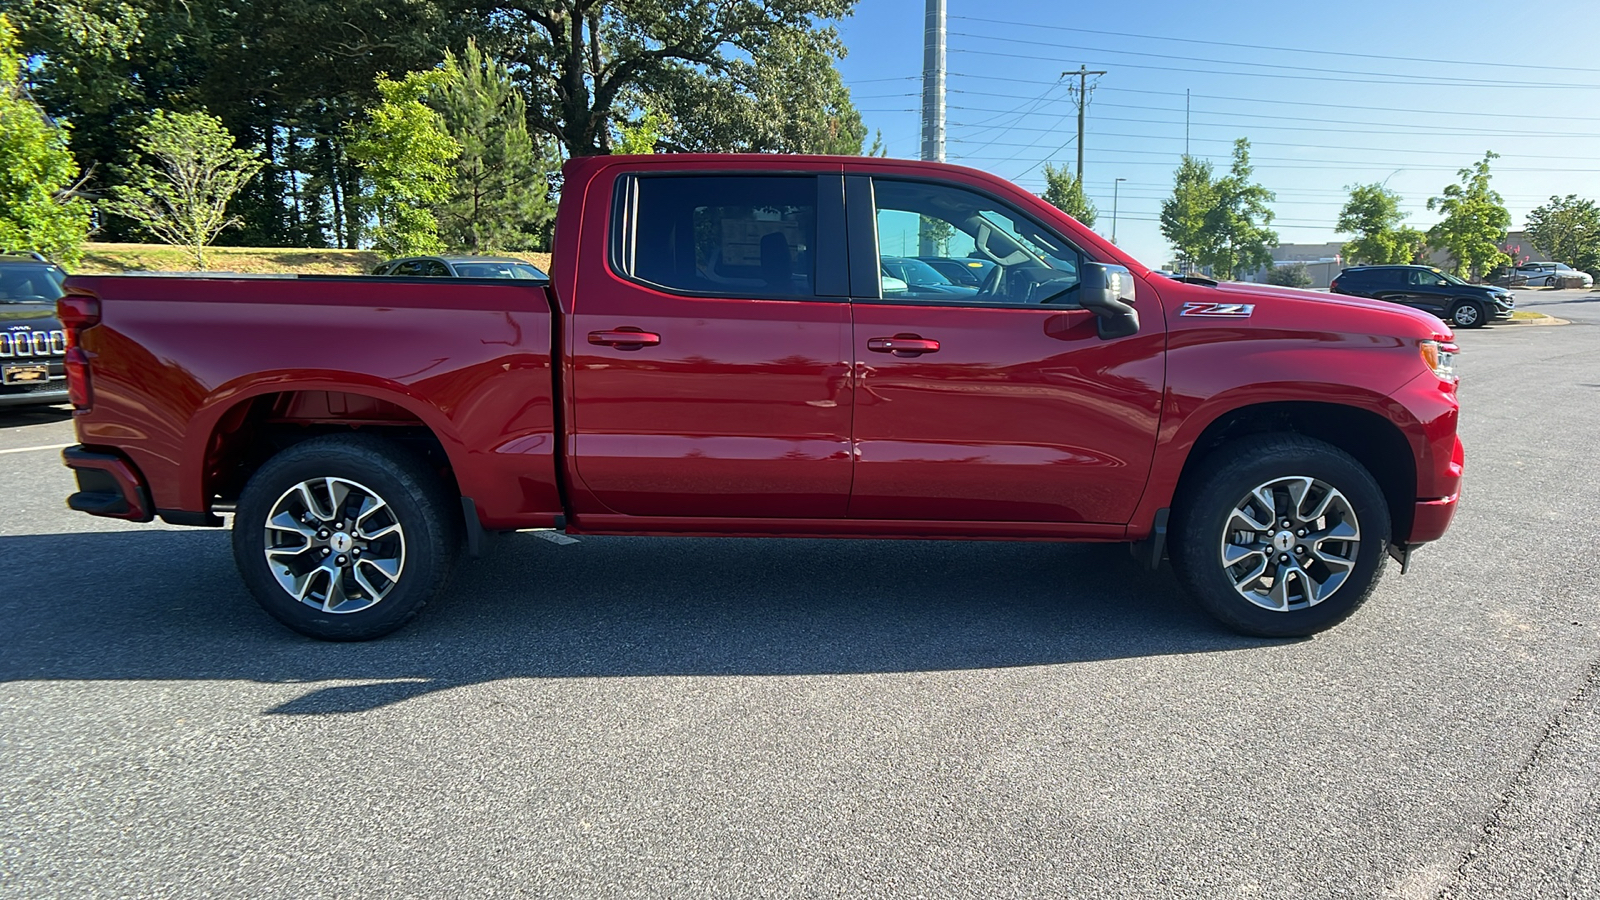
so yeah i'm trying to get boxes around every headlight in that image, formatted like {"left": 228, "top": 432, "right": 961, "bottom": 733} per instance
{"left": 1420, "top": 339, "right": 1458, "bottom": 380}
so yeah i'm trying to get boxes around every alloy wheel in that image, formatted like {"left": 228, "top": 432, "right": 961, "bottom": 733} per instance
{"left": 1218, "top": 476, "right": 1360, "bottom": 612}
{"left": 262, "top": 477, "right": 406, "bottom": 613}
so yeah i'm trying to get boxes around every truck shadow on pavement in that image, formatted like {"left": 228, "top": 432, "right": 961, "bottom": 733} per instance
{"left": 0, "top": 405, "right": 71, "bottom": 428}
{"left": 5, "top": 529, "right": 1284, "bottom": 714}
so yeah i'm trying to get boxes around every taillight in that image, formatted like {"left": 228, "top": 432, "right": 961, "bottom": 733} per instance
{"left": 57, "top": 294, "right": 100, "bottom": 410}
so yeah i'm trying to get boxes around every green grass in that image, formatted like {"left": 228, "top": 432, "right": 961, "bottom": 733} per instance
{"left": 74, "top": 243, "right": 554, "bottom": 277}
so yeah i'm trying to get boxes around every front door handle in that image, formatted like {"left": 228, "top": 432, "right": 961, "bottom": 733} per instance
{"left": 588, "top": 329, "right": 661, "bottom": 350}
{"left": 867, "top": 334, "right": 940, "bottom": 357}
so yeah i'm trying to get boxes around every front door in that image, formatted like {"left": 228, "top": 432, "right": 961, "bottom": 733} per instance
{"left": 845, "top": 176, "right": 1165, "bottom": 524}
{"left": 568, "top": 173, "right": 855, "bottom": 519}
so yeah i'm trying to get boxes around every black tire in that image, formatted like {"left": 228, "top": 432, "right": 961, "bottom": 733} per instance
{"left": 231, "top": 434, "right": 460, "bottom": 641}
{"left": 1449, "top": 301, "right": 1486, "bottom": 328}
{"left": 1170, "top": 435, "right": 1390, "bottom": 638}
{"left": 1544, "top": 275, "right": 1556, "bottom": 287}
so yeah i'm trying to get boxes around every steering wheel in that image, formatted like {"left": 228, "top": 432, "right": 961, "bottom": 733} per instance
{"left": 977, "top": 264, "right": 1007, "bottom": 299}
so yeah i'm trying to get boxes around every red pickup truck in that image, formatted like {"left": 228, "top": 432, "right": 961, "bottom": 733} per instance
{"left": 58, "top": 154, "right": 1463, "bottom": 641}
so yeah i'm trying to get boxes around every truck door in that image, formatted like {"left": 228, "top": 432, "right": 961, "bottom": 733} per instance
{"left": 844, "top": 175, "right": 1165, "bottom": 524}
{"left": 568, "top": 172, "right": 855, "bottom": 519}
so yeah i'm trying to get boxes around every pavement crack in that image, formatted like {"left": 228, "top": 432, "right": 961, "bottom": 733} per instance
{"left": 1436, "top": 657, "right": 1600, "bottom": 899}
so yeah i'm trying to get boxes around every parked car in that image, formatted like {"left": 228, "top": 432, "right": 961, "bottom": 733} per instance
{"left": 915, "top": 255, "right": 995, "bottom": 287}
{"left": 879, "top": 256, "right": 980, "bottom": 299}
{"left": 1505, "top": 261, "right": 1593, "bottom": 289}
{"left": 1330, "top": 265, "right": 1513, "bottom": 328}
{"left": 373, "top": 255, "right": 548, "bottom": 280}
{"left": 0, "top": 253, "right": 69, "bottom": 409}
{"left": 59, "top": 154, "right": 1463, "bottom": 642}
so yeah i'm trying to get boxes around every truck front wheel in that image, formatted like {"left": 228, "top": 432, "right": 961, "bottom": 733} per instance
{"left": 231, "top": 434, "right": 460, "bottom": 641}
{"left": 1171, "top": 436, "right": 1390, "bottom": 637}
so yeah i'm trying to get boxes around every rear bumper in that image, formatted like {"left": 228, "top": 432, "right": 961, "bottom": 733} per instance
{"left": 62, "top": 445, "right": 154, "bottom": 522}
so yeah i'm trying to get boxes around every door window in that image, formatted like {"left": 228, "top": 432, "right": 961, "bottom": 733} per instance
{"left": 617, "top": 176, "right": 818, "bottom": 299}
{"left": 1408, "top": 269, "right": 1448, "bottom": 287}
{"left": 392, "top": 260, "right": 428, "bottom": 277}
{"left": 871, "top": 179, "right": 1082, "bottom": 306}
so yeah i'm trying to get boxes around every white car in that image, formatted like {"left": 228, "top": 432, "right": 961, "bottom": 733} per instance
{"left": 1508, "top": 262, "right": 1593, "bottom": 288}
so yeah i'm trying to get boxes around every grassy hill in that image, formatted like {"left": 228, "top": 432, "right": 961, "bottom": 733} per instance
{"left": 74, "top": 243, "right": 553, "bottom": 277}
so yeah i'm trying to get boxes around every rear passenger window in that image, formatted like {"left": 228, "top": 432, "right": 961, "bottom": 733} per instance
{"left": 619, "top": 176, "right": 817, "bottom": 299}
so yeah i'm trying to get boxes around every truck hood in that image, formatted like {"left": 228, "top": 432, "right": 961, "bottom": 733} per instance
{"left": 1201, "top": 280, "right": 1453, "bottom": 339}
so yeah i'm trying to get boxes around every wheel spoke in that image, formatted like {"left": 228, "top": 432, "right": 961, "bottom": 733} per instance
{"left": 1282, "top": 477, "right": 1314, "bottom": 521}
{"left": 1227, "top": 505, "right": 1272, "bottom": 534}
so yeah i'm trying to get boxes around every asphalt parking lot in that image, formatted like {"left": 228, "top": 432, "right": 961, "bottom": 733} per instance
{"left": 2, "top": 291, "right": 1598, "bottom": 898}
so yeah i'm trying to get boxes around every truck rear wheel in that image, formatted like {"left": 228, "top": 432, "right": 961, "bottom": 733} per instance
{"left": 231, "top": 434, "right": 460, "bottom": 641}
{"left": 1170, "top": 435, "right": 1390, "bottom": 637}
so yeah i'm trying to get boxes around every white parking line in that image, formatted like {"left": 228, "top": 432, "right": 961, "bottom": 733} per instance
{"left": 0, "top": 442, "right": 72, "bottom": 455}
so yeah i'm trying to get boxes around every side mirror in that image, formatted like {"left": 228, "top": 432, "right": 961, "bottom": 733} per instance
{"left": 1078, "top": 262, "right": 1140, "bottom": 340}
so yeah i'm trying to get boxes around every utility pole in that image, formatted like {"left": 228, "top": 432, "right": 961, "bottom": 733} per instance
{"left": 1112, "top": 177, "right": 1125, "bottom": 244}
{"left": 920, "top": 0, "right": 946, "bottom": 164}
{"left": 919, "top": 0, "right": 945, "bottom": 256}
{"left": 1066, "top": 65, "right": 1106, "bottom": 182}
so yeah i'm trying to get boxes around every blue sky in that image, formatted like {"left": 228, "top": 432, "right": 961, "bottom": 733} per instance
{"left": 833, "top": 0, "right": 1600, "bottom": 267}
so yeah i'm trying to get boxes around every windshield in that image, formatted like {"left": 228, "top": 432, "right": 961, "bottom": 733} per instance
{"left": 452, "top": 262, "right": 546, "bottom": 280}
{"left": 0, "top": 264, "right": 66, "bottom": 303}
{"left": 882, "top": 258, "right": 953, "bottom": 286}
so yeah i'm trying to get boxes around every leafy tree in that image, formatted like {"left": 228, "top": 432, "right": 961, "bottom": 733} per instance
{"left": 1266, "top": 262, "right": 1312, "bottom": 288}
{"left": 1427, "top": 152, "right": 1511, "bottom": 280}
{"left": 615, "top": 107, "right": 669, "bottom": 154}
{"left": 1203, "top": 139, "right": 1277, "bottom": 280}
{"left": 1524, "top": 194, "right": 1600, "bottom": 275}
{"left": 1336, "top": 183, "right": 1424, "bottom": 265}
{"left": 0, "top": 14, "right": 91, "bottom": 264}
{"left": 1160, "top": 155, "right": 1217, "bottom": 274}
{"left": 346, "top": 71, "right": 460, "bottom": 256}
{"left": 103, "top": 109, "right": 264, "bottom": 269}
{"left": 474, "top": 0, "right": 860, "bottom": 157}
{"left": 432, "top": 41, "right": 559, "bottom": 253}
{"left": 1041, "top": 164, "right": 1096, "bottom": 227}
{"left": 8, "top": 0, "right": 460, "bottom": 247}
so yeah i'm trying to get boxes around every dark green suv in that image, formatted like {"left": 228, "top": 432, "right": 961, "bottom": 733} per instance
{"left": 1330, "top": 265, "right": 1514, "bottom": 328}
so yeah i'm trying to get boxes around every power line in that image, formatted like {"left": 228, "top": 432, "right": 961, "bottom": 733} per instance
{"left": 948, "top": 46, "right": 1600, "bottom": 90}
{"left": 948, "top": 30, "right": 1600, "bottom": 89}
{"left": 945, "top": 75, "right": 1600, "bottom": 124}
{"left": 947, "top": 93, "right": 1600, "bottom": 139}
{"left": 950, "top": 15, "right": 1600, "bottom": 76}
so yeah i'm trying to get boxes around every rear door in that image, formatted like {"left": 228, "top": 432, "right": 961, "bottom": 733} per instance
{"left": 843, "top": 175, "right": 1165, "bottom": 524}
{"left": 567, "top": 171, "right": 855, "bottom": 519}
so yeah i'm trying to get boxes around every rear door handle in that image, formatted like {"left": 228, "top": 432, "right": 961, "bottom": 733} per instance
{"left": 867, "top": 334, "right": 940, "bottom": 356}
{"left": 588, "top": 329, "right": 661, "bottom": 349}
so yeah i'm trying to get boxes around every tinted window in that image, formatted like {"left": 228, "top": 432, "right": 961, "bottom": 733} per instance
{"left": 1408, "top": 269, "right": 1449, "bottom": 287}
{"left": 423, "top": 260, "right": 450, "bottom": 277}
{"left": 872, "top": 179, "right": 1081, "bottom": 305}
{"left": 624, "top": 176, "right": 816, "bottom": 298}
{"left": 393, "top": 260, "right": 429, "bottom": 277}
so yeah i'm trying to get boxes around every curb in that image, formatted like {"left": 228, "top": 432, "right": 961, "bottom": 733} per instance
{"left": 1503, "top": 314, "right": 1569, "bottom": 327}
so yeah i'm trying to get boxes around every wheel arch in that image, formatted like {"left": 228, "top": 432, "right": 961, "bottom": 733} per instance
{"left": 187, "top": 376, "right": 466, "bottom": 515}
{"left": 1169, "top": 400, "right": 1418, "bottom": 543}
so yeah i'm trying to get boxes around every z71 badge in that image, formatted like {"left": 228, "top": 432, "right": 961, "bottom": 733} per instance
{"left": 1180, "top": 302, "right": 1255, "bottom": 318}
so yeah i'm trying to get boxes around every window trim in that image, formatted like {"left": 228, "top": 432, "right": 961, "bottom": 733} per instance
{"left": 848, "top": 174, "right": 1095, "bottom": 310}
{"left": 607, "top": 172, "right": 847, "bottom": 304}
